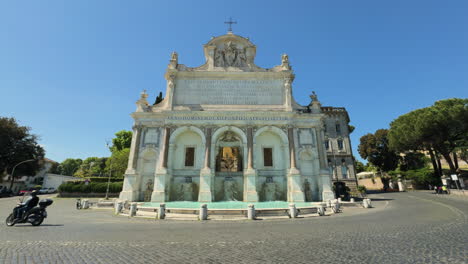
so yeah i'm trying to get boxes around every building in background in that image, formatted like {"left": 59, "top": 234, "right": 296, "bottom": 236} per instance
{"left": 322, "top": 107, "right": 358, "bottom": 192}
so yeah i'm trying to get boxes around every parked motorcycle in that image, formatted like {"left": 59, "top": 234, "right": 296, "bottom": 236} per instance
{"left": 6, "top": 199, "right": 53, "bottom": 226}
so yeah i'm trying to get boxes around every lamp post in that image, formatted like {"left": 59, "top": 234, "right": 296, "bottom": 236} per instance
{"left": 105, "top": 141, "right": 113, "bottom": 200}
{"left": 9, "top": 159, "right": 37, "bottom": 191}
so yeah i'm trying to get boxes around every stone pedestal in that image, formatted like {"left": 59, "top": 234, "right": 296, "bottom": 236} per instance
{"left": 243, "top": 168, "right": 259, "bottom": 202}
{"left": 151, "top": 169, "right": 169, "bottom": 202}
{"left": 287, "top": 168, "right": 305, "bottom": 202}
{"left": 198, "top": 168, "right": 213, "bottom": 202}
{"left": 119, "top": 174, "right": 140, "bottom": 202}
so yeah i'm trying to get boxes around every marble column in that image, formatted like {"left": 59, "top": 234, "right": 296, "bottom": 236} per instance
{"left": 199, "top": 127, "right": 213, "bottom": 202}
{"left": 243, "top": 126, "right": 258, "bottom": 202}
{"left": 119, "top": 125, "right": 142, "bottom": 202}
{"left": 151, "top": 127, "right": 171, "bottom": 202}
{"left": 315, "top": 126, "right": 335, "bottom": 201}
{"left": 287, "top": 126, "right": 305, "bottom": 202}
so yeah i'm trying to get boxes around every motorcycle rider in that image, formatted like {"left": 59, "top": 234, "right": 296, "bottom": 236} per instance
{"left": 14, "top": 190, "right": 39, "bottom": 220}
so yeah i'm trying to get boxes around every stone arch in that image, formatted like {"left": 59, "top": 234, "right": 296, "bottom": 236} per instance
{"left": 169, "top": 126, "right": 206, "bottom": 145}
{"left": 253, "top": 126, "right": 288, "bottom": 145}
{"left": 253, "top": 126, "right": 289, "bottom": 170}
{"left": 168, "top": 126, "right": 205, "bottom": 170}
{"left": 211, "top": 126, "right": 248, "bottom": 172}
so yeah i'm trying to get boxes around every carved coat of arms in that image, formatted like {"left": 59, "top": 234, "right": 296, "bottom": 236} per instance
{"left": 214, "top": 41, "right": 247, "bottom": 67}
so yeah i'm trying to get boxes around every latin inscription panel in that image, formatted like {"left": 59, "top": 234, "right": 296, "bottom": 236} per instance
{"left": 174, "top": 79, "right": 284, "bottom": 105}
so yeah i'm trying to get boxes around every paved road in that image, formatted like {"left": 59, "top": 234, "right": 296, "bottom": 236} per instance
{"left": 0, "top": 192, "right": 467, "bottom": 264}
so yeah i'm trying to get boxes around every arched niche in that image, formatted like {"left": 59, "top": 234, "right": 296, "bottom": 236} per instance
{"left": 210, "top": 126, "right": 248, "bottom": 171}
{"left": 168, "top": 126, "right": 205, "bottom": 170}
{"left": 299, "top": 149, "right": 319, "bottom": 202}
{"left": 137, "top": 148, "right": 158, "bottom": 202}
{"left": 253, "top": 126, "right": 289, "bottom": 170}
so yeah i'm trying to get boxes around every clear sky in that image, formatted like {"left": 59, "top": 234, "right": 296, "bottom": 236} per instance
{"left": 1, "top": 0, "right": 467, "bottom": 163}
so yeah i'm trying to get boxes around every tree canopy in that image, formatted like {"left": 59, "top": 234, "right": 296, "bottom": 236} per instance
{"left": 110, "top": 130, "right": 132, "bottom": 152}
{"left": 0, "top": 117, "right": 45, "bottom": 189}
{"left": 73, "top": 157, "right": 107, "bottom": 177}
{"left": 358, "top": 129, "right": 399, "bottom": 190}
{"left": 58, "top": 158, "right": 83, "bottom": 176}
{"left": 358, "top": 129, "right": 399, "bottom": 172}
{"left": 105, "top": 148, "right": 129, "bottom": 178}
{"left": 388, "top": 98, "right": 468, "bottom": 173}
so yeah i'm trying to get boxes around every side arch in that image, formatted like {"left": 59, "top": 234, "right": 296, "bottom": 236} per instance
{"left": 169, "top": 126, "right": 206, "bottom": 145}
{"left": 253, "top": 126, "right": 288, "bottom": 145}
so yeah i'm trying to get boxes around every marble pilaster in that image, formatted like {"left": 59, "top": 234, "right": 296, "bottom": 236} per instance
{"left": 287, "top": 127, "right": 305, "bottom": 202}
{"left": 199, "top": 127, "right": 213, "bottom": 202}
{"left": 151, "top": 127, "right": 171, "bottom": 202}
{"left": 243, "top": 126, "right": 258, "bottom": 202}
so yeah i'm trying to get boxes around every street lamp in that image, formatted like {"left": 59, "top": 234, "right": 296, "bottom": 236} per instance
{"left": 9, "top": 158, "right": 38, "bottom": 191}
{"left": 105, "top": 141, "right": 113, "bottom": 200}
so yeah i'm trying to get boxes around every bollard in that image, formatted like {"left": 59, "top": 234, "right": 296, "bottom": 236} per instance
{"left": 130, "top": 202, "right": 137, "bottom": 217}
{"left": 331, "top": 202, "right": 337, "bottom": 213}
{"left": 289, "top": 203, "right": 298, "bottom": 218}
{"left": 326, "top": 199, "right": 332, "bottom": 208}
{"left": 114, "top": 201, "right": 123, "bottom": 215}
{"left": 247, "top": 204, "right": 256, "bottom": 220}
{"left": 82, "top": 199, "right": 89, "bottom": 209}
{"left": 363, "top": 198, "right": 372, "bottom": 208}
{"left": 350, "top": 198, "right": 355, "bottom": 203}
{"left": 199, "top": 204, "right": 208, "bottom": 220}
{"left": 158, "top": 203, "right": 166, "bottom": 219}
{"left": 337, "top": 197, "right": 342, "bottom": 203}
{"left": 317, "top": 204, "right": 325, "bottom": 216}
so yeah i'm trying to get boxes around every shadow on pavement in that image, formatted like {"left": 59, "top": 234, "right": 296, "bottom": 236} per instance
{"left": 12, "top": 224, "right": 64, "bottom": 227}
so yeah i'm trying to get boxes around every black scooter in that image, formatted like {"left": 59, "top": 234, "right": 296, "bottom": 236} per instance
{"left": 6, "top": 199, "right": 53, "bottom": 226}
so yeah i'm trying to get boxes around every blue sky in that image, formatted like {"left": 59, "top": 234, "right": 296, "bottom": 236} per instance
{"left": 1, "top": 0, "right": 467, "bottom": 163}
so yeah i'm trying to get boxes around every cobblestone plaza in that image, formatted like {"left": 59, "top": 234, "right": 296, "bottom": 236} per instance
{"left": 1, "top": 191, "right": 467, "bottom": 263}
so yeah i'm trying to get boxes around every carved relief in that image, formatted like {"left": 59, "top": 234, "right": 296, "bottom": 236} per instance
{"left": 214, "top": 41, "right": 247, "bottom": 67}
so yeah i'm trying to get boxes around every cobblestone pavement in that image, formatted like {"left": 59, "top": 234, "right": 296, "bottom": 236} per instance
{"left": 0, "top": 191, "right": 467, "bottom": 264}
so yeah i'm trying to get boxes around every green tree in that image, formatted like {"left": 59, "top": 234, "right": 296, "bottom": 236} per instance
{"left": 399, "top": 152, "right": 428, "bottom": 171}
{"left": 355, "top": 160, "right": 365, "bottom": 173}
{"left": 48, "top": 161, "right": 61, "bottom": 174}
{"left": 0, "top": 117, "right": 45, "bottom": 190}
{"left": 74, "top": 157, "right": 107, "bottom": 177}
{"left": 110, "top": 130, "right": 132, "bottom": 152}
{"left": 59, "top": 158, "right": 83, "bottom": 176}
{"left": 358, "top": 129, "right": 399, "bottom": 190}
{"left": 388, "top": 98, "right": 468, "bottom": 174}
{"left": 105, "top": 148, "right": 129, "bottom": 178}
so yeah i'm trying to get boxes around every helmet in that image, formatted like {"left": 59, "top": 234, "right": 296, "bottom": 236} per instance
{"left": 30, "top": 190, "right": 38, "bottom": 196}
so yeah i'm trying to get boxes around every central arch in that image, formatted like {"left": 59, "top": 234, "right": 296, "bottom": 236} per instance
{"left": 211, "top": 126, "right": 247, "bottom": 201}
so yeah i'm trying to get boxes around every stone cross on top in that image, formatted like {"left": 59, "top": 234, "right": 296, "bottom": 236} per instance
{"left": 224, "top": 17, "right": 237, "bottom": 33}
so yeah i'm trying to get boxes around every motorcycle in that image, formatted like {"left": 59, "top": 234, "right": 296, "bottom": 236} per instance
{"left": 6, "top": 198, "right": 53, "bottom": 226}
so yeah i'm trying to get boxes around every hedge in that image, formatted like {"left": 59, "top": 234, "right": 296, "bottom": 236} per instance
{"left": 86, "top": 177, "right": 124, "bottom": 183}
{"left": 58, "top": 181, "right": 123, "bottom": 193}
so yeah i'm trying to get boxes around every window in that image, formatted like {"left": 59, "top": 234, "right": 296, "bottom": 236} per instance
{"left": 263, "top": 148, "right": 273, "bottom": 167}
{"left": 185, "top": 147, "right": 195, "bottom": 167}
{"left": 341, "top": 159, "right": 348, "bottom": 178}
{"left": 337, "top": 139, "right": 344, "bottom": 150}
{"left": 336, "top": 124, "right": 341, "bottom": 134}
{"left": 325, "top": 140, "right": 329, "bottom": 150}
